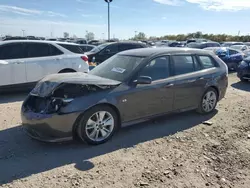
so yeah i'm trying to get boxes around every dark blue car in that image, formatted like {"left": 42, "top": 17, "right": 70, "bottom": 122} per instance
{"left": 237, "top": 57, "right": 250, "bottom": 82}
{"left": 205, "top": 47, "right": 245, "bottom": 70}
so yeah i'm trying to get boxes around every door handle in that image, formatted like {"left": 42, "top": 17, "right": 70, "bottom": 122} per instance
{"left": 164, "top": 83, "right": 174, "bottom": 88}
{"left": 13, "top": 61, "right": 24, "bottom": 64}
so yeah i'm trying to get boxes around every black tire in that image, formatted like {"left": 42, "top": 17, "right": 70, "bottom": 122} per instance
{"left": 77, "top": 105, "right": 119, "bottom": 145}
{"left": 240, "top": 77, "right": 248, "bottom": 82}
{"left": 197, "top": 87, "right": 218, "bottom": 114}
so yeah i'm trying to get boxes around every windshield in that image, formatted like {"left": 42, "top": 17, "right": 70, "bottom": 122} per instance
{"left": 89, "top": 54, "right": 144, "bottom": 82}
{"left": 90, "top": 43, "right": 110, "bottom": 53}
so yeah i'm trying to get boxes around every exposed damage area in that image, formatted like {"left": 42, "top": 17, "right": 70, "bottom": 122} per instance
{"left": 23, "top": 73, "right": 121, "bottom": 117}
{"left": 23, "top": 83, "right": 116, "bottom": 116}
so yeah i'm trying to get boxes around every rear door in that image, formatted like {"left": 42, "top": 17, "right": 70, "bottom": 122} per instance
{"left": 0, "top": 42, "right": 26, "bottom": 86}
{"left": 172, "top": 55, "right": 206, "bottom": 110}
{"left": 24, "top": 42, "right": 63, "bottom": 82}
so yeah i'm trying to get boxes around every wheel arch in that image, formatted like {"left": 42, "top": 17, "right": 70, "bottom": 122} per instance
{"left": 58, "top": 68, "right": 76, "bottom": 73}
{"left": 208, "top": 85, "right": 219, "bottom": 99}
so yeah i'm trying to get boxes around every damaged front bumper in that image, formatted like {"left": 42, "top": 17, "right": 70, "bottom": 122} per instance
{"left": 21, "top": 96, "right": 81, "bottom": 142}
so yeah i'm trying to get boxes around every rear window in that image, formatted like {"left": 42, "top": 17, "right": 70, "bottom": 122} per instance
{"left": 57, "top": 43, "right": 84, "bottom": 54}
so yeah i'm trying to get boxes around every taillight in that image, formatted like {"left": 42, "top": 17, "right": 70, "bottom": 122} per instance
{"left": 81, "top": 55, "right": 88, "bottom": 62}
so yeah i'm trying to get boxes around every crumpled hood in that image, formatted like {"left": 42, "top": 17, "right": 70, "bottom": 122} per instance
{"left": 31, "top": 72, "right": 121, "bottom": 97}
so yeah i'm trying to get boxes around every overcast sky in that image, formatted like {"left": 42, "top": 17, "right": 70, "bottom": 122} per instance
{"left": 0, "top": 0, "right": 249, "bottom": 39}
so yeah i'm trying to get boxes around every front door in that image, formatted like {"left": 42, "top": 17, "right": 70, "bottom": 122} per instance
{"left": 0, "top": 42, "right": 26, "bottom": 86}
{"left": 120, "top": 56, "right": 175, "bottom": 122}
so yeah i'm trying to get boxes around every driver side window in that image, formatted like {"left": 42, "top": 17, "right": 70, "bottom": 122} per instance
{"left": 138, "top": 56, "right": 170, "bottom": 81}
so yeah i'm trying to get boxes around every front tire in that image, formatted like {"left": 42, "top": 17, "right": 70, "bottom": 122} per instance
{"left": 77, "top": 105, "right": 118, "bottom": 145}
{"left": 197, "top": 88, "right": 218, "bottom": 114}
{"left": 240, "top": 77, "right": 248, "bottom": 82}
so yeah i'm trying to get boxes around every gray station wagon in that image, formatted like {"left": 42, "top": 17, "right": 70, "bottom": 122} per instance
{"left": 21, "top": 48, "right": 228, "bottom": 145}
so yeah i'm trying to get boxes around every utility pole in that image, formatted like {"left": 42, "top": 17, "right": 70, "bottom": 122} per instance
{"left": 134, "top": 31, "right": 137, "bottom": 40}
{"left": 104, "top": 0, "right": 113, "bottom": 41}
{"left": 22, "top": 30, "right": 25, "bottom": 37}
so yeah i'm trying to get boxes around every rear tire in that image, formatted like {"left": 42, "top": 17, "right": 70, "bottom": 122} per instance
{"left": 197, "top": 88, "right": 218, "bottom": 114}
{"left": 77, "top": 105, "right": 119, "bottom": 145}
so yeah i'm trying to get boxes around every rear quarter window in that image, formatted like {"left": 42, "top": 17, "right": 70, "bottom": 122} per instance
{"left": 198, "top": 56, "right": 216, "bottom": 69}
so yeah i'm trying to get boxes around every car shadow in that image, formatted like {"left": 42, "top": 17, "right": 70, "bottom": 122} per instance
{"left": 231, "top": 81, "right": 250, "bottom": 92}
{"left": 0, "top": 110, "right": 218, "bottom": 185}
{"left": 0, "top": 92, "right": 28, "bottom": 104}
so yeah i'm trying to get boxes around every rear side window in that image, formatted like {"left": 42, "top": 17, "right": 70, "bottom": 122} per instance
{"left": 172, "top": 55, "right": 200, "bottom": 75}
{"left": 50, "top": 45, "right": 63, "bottom": 55}
{"left": 57, "top": 44, "right": 84, "bottom": 54}
{"left": 198, "top": 56, "right": 216, "bottom": 69}
{"left": 0, "top": 43, "right": 24, "bottom": 60}
{"left": 26, "top": 43, "right": 50, "bottom": 58}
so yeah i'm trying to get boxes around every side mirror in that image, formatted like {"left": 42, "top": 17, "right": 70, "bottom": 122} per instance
{"left": 134, "top": 76, "right": 152, "bottom": 85}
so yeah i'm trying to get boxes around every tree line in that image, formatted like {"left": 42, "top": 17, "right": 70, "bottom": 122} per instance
{"left": 132, "top": 31, "right": 250, "bottom": 42}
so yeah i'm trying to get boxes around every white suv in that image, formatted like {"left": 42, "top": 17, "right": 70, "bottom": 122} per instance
{"left": 0, "top": 40, "right": 89, "bottom": 90}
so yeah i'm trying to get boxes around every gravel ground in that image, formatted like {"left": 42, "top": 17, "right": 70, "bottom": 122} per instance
{"left": 0, "top": 73, "right": 250, "bottom": 188}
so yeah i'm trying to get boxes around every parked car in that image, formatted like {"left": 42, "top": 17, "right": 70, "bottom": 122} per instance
{"left": 186, "top": 38, "right": 209, "bottom": 44}
{"left": 187, "top": 42, "right": 220, "bottom": 49}
{"left": 46, "top": 38, "right": 57, "bottom": 41}
{"left": 168, "top": 41, "right": 185, "bottom": 47}
{"left": 78, "top": 44, "right": 95, "bottom": 52}
{"left": 221, "top": 42, "right": 244, "bottom": 47}
{"left": 85, "top": 41, "right": 147, "bottom": 64}
{"left": 204, "top": 47, "right": 244, "bottom": 70}
{"left": 88, "top": 40, "right": 102, "bottom": 46}
{"left": 2, "top": 36, "right": 27, "bottom": 41}
{"left": 244, "top": 42, "right": 250, "bottom": 46}
{"left": 237, "top": 57, "right": 250, "bottom": 82}
{"left": 55, "top": 42, "right": 84, "bottom": 54}
{"left": 230, "top": 45, "right": 249, "bottom": 52}
{"left": 21, "top": 48, "right": 228, "bottom": 145}
{"left": 0, "top": 40, "right": 89, "bottom": 91}
{"left": 73, "top": 38, "right": 88, "bottom": 44}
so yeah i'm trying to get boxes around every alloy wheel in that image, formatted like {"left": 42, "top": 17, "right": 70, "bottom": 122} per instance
{"left": 85, "top": 111, "right": 114, "bottom": 142}
{"left": 202, "top": 91, "right": 217, "bottom": 112}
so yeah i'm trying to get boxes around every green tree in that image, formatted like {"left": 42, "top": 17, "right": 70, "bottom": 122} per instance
{"left": 136, "top": 32, "right": 146, "bottom": 40}
{"left": 85, "top": 32, "right": 95, "bottom": 41}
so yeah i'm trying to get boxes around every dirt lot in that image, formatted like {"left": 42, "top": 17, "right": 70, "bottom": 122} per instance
{"left": 0, "top": 73, "right": 250, "bottom": 188}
